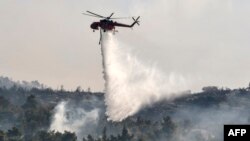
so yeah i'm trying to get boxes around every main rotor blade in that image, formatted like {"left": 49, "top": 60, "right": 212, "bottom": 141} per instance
{"left": 108, "top": 13, "right": 114, "bottom": 19}
{"left": 86, "top": 11, "right": 105, "bottom": 18}
{"left": 110, "top": 17, "right": 132, "bottom": 19}
{"left": 82, "top": 13, "right": 103, "bottom": 18}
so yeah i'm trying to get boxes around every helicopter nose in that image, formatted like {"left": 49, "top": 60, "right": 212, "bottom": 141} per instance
{"left": 90, "top": 23, "right": 98, "bottom": 30}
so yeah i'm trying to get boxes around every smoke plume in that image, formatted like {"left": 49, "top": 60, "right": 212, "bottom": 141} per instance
{"left": 101, "top": 31, "right": 190, "bottom": 121}
{"left": 49, "top": 100, "right": 102, "bottom": 140}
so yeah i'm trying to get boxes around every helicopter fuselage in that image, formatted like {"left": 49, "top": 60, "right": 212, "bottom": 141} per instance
{"left": 90, "top": 19, "right": 115, "bottom": 31}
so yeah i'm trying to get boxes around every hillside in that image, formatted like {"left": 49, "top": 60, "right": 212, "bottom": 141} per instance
{"left": 1, "top": 80, "right": 250, "bottom": 141}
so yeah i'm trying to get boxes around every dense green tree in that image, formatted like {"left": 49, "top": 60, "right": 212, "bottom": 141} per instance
{"left": 202, "top": 86, "right": 221, "bottom": 95}
{"left": 87, "top": 134, "right": 94, "bottom": 141}
{"left": 0, "top": 130, "right": 5, "bottom": 141}
{"left": 0, "top": 96, "right": 10, "bottom": 110}
{"left": 109, "top": 135, "right": 117, "bottom": 141}
{"left": 82, "top": 137, "right": 87, "bottom": 141}
{"left": 35, "top": 130, "right": 52, "bottom": 141}
{"left": 6, "top": 127, "right": 22, "bottom": 141}
{"left": 137, "top": 138, "right": 144, "bottom": 141}
{"left": 118, "top": 126, "right": 133, "bottom": 141}
{"left": 161, "top": 116, "right": 176, "bottom": 139}
{"left": 75, "top": 86, "right": 82, "bottom": 93}
{"left": 61, "top": 131, "right": 77, "bottom": 141}
{"left": 34, "top": 130, "right": 77, "bottom": 141}
{"left": 21, "top": 95, "right": 51, "bottom": 141}
{"left": 101, "top": 127, "right": 107, "bottom": 141}
{"left": 22, "top": 95, "right": 37, "bottom": 110}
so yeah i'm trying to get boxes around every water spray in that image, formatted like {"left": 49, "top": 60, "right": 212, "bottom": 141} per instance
{"left": 101, "top": 31, "right": 189, "bottom": 121}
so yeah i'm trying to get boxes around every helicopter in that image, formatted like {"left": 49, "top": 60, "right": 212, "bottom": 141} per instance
{"left": 82, "top": 11, "right": 140, "bottom": 44}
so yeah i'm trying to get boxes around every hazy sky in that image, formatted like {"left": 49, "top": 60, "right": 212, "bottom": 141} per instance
{"left": 1, "top": 0, "right": 250, "bottom": 92}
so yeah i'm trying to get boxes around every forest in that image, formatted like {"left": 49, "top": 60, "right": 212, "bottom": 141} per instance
{"left": 1, "top": 76, "right": 250, "bottom": 141}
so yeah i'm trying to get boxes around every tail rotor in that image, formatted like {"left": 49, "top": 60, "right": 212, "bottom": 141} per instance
{"left": 132, "top": 16, "right": 140, "bottom": 26}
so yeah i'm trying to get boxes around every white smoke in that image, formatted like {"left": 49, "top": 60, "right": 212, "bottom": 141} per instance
{"left": 49, "top": 101, "right": 100, "bottom": 140}
{"left": 101, "top": 31, "right": 190, "bottom": 121}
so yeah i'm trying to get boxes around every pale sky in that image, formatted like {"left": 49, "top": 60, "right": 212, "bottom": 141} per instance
{"left": 1, "top": 0, "right": 250, "bottom": 92}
